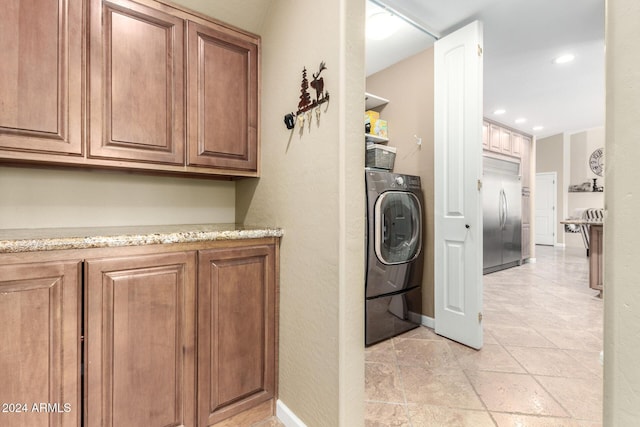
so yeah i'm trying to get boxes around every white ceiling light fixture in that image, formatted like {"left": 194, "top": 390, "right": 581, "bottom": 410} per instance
{"left": 366, "top": 11, "right": 401, "bottom": 40}
{"left": 494, "top": 109, "right": 506, "bottom": 115}
{"left": 553, "top": 54, "right": 575, "bottom": 64}
{"left": 515, "top": 118, "right": 527, "bottom": 124}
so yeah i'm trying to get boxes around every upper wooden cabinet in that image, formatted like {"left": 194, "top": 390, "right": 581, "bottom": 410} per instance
{"left": 0, "top": 260, "right": 81, "bottom": 427}
{"left": 0, "top": 0, "right": 83, "bottom": 156}
{"left": 1, "top": 0, "right": 260, "bottom": 177}
{"left": 187, "top": 21, "right": 259, "bottom": 172}
{"left": 88, "top": 0, "right": 185, "bottom": 164}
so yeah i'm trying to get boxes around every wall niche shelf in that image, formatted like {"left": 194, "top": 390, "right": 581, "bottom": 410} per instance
{"left": 365, "top": 92, "right": 389, "bottom": 110}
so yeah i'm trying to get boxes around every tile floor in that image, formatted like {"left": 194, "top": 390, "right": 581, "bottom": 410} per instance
{"left": 365, "top": 245, "right": 603, "bottom": 426}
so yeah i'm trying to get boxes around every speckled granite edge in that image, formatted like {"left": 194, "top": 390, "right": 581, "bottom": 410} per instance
{"left": 0, "top": 225, "right": 284, "bottom": 253}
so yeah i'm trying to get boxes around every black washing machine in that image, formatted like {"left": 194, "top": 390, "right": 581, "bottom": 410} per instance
{"left": 365, "top": 169, "right": 424, "bottom": 346}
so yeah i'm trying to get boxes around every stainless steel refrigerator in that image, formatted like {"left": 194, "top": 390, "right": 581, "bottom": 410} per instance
{"left": 483, "top": 156, "right": 522, "bottom": 274}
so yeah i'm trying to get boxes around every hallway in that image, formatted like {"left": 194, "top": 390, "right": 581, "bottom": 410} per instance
{"left": 365, "top": 245, "right": 603, "bottom": 426}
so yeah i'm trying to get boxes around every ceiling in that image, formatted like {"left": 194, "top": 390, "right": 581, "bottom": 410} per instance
{"left": 366, "top": 0, "right": 605, "bottom": 139}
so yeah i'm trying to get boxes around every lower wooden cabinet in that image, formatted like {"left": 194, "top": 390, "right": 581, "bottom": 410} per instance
{"left": 197, "top": 245, "right": 277, "bottom": 426}
{"left": 85, "top": 252, "right": 197, "bottom": 427}
{"left": 0, "top": 238, "right": 278, "bottom": 427}
{"left": 0, "top": 261, "right": 81, "bottom": 427}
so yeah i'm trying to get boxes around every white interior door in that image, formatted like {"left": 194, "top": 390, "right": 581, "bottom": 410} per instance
{"left": 535, "top": 172, "right": 557, "bottom": 245}
{"left": 434, "top": 21, "right": 484, "bottom": 349}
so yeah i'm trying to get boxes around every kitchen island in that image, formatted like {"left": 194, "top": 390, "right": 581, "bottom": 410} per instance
{"left": 561, "top": 218, "right": 603, "bottom": 296}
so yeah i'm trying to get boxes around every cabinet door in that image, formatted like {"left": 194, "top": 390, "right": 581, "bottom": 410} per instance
{"left": 482, "top": 122, "right": 489, "bottom": 149}
{"left": 85, "top": 252, "right": 196, "bottom": 427}
{"left": 0, "top": 261, "right": 81, "bottom": 427}
{"left": 198, "top": 244, "right": 276, "bottom": 426}
{"left": 88, "top": 0, "right": 185, "bottom": 164}
{"left": 511, "top": 132, "right": 523, "bottom": 158}
{"left": 0, "top": 0, "right": 82, "bottom": 155}
{"left": 488, "top": 123, "right": 501, "bottom": 152}
{"left": 500, "top": 128, "right": 512, "bottom": 155}
{"left": 187, "top": 21, "right": 259, "bottom": 172}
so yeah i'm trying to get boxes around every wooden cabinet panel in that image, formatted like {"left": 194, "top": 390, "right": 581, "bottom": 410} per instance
{"left": 187, "top": 21, "right": 259, "bottom": 171}
{"left": 521, "top": 136, "right": 531, "bottom": 189}
{"left": 482, "top": 122, "right": 489, "bottom": 149}
{"left": 0, "top": 261, "right": 81, "bottom": 427}
{"left": 88, "top": 0, "right": 185, "bottom": 164}
{"left": 589, "top": 225, "right": 603, "bottom": 293}
{"left": 522, "top": 192, "right": 531, "bottom": 225}
{"left": 198, "top": 244, "right": 276, "bottom": 426}
{"left": 488, "top": 123, "right": 501, "bottom": 152}
{"left": 85, "top": 252, "right": 196, "bottom": 427}
{"left": 499, "top": 127, "right": 512, "bottom": 155}
{"left": 511, "top": 132, "right": 523, "bottom": 158}
{"left": 0, "top": 0, "right": 82, "bottom": 155}
{"left": 522, "top": 224, "right": 531, "bottom": 260}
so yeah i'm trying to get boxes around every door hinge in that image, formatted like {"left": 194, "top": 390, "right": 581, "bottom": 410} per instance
{"left": 478, "top": 312, "right": 483, "bottom": 323}
{"left": 477, "top": 179, "right": 482, "bottom": 191}
{"left": 477, "top": 44, "right": 483, "bottom": 57}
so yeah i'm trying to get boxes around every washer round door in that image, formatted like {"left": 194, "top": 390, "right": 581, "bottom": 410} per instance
{"left": 374, "top": 191, "right": 422, "bottom": 265}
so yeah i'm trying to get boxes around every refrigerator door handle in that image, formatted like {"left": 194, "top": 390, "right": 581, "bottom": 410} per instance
{"left": 499, "top": 189, "right": 505, "bottom": 229}
{"left": 503, "top": 188, "right": 509, "bottom": 229}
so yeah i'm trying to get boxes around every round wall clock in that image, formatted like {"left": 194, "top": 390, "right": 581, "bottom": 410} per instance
{"left": 589, "top": 148, "right": 604, "bottom": 177}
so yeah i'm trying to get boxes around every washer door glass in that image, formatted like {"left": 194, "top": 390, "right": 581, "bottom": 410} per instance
{"left": 374, "top": 191, "right": 422, "bottom": 264}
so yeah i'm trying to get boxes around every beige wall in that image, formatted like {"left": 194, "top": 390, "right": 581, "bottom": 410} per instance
{"left": 537, "top": 128, "right": 605, "bottom": 248}
{"left": 604, "top": 0, "right": 640, "bottom": 424}
{"left": 365, "top": 48, "right": 435, "bottom": 318}
{"left": 536, "top": 133, "right": 565, "bottom": 244}
{"left": 236, "top": 0, "right": 365, "bottom": 425}
{"left": 0, "top": 166, "right": 235, "bottom": 228}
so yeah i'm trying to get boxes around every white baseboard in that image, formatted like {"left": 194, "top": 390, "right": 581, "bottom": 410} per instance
{"left": 277, "top": 400, "right": 307, "bottom": 427}
{"left": 420, "top": 315, "right": 435, "bottom": 329}
{"left": 525, "top": 257, "right": 537, "bottom": 264}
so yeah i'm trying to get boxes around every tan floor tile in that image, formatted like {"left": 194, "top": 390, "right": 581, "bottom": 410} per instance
{"left": 535, "top": 376, "right": 603, "bottom": 422}
{"left": 506, "top": 347, "right": 594, "bottom": 378}
{"left": 395, "top": 325, "right": 446, "bottom": 341}
{"left": 491, "top": 412, "right": 586, "bottom": 427}
{"left": 399, "top": 365, "right": 484, "bottom": 409}
{"left": 365, "top": 362, "right": 405, "bottom": 403}
{"left": 535, "top": 328, "right": 602, "bottom": 352}
{"left": 451, "top": 343, "right": 526, "bottom": 373}
{"left": 251, "top": 417, "right": 286, "bottom": 427}
{"left": 407, "top": 404, "right": 495, "bottom": 427}
{"left": 466, "top": 371, "right": 568, "bottom": 416}
{"left": 488, "top": 325, "right": 557, "bottom": 348}
{"left": 566, "top": 350, "right": 603, "bottom": 378}
{"left": 365, "top": 339, "right": 396, "bottom": 363}
{"left": 394, "top": 338, "right": 459, "bottom": 372}
{"left": 364, "top": 402, "right": 411, "bottom": 427}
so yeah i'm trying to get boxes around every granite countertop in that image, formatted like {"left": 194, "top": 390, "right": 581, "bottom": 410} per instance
{"left": 560, "top": 219, "right": 604, "bottom": 226}
{"left": 0, "top": 224, "right": 283, "bottom": 253}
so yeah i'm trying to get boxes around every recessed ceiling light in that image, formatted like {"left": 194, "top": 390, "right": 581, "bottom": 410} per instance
{"left": 493, "top": 109, "right": 506, "bottom": 115}
{"left": 366, "top": 12, "right": 400, "bottom": 40}
{"left": 553, "top": 54, "right": 575, "bottom": 64}
{"left": 515, "top": 118, "right": 527, "bottom": 124}
{"left": 533, "top": 126, "right": 544, "bottom": 131}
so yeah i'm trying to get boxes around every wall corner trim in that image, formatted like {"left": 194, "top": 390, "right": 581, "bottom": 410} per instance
{"left": 277, "top": 399, "right": 307, "bottom": 427}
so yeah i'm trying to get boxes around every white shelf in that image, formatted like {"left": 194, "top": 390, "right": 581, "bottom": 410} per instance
{"left": 365, "top": 133, "right": 389, "bottom": 144}
{"left": 365, "top": 92, "right": 389, "bottom": 110}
